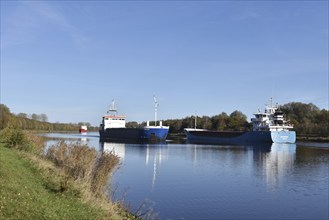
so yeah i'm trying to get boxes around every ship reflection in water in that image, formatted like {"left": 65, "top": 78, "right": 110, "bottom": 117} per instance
{"left": 254, "top": 143, "right": 296, "bottom": 191}
{"left": 42, "top": 133, "right": 327, "bottom": 219}
{"left": 98, "top": 141, "right": 327, "bottom": 220}
{"left": 100, "top": 142, "right": 297, "bottom": 191}
{"left": 100, "top": 142, "right": 168, "bottom": 190}
{"left": 100, "top": 142, "right": 126, "bottom": 161}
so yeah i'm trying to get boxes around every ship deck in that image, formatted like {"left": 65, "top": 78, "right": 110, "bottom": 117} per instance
{"left": 188, "top": 130, "right": 247, "bottom": 138}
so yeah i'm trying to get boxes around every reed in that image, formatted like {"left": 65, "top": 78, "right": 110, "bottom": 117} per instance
{"left": 24, "top": 131, "right": 45, "bottom": 155}
{"left": 91, "top": 151, "right": 120, "bottom": 196}
{"left": 46, "top": 141, "right": 120, "bottom": 196}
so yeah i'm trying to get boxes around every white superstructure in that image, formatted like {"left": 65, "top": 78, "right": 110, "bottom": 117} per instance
{"left": 251, "top": 98, "right": 294, "bottom": 132}
{"left": 101, "top": 100, "right": 126, "bottom": 129}
{"left": 145, "top": 96, "right": 169, "bottom": 130}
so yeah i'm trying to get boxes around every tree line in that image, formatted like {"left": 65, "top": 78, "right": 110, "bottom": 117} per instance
{"left": 129, "top": 102, "right": 328, "bottom": 137}
{"left": 0, "top": 104, "right": 98, "bottom": 131}
{"left": 16, "top": 112, "right": 48, "bottom": 122}
{"left": 127, "top": 110, "right": 254, "bottom": 133}
{"left": 1, "top": 102, "right": 328, "bottom": 136}
{"left": 126, "top": 110, "right": 251, "bottom": 132}
{"left": 280, "top": 102, "right": 328, "bottom": 136}
{"left": 162, "top": 110, "right": 251, "bottom": 133}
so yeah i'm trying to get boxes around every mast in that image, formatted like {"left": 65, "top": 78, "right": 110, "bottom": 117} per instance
{"left": 153, "top": 95, "right": 159, "bottom": 126}
{"left": 108, "top": 99, "right": 117, "bottom": 115}
{"left": 194, "top": 112, "right": 197, "bottom": 129}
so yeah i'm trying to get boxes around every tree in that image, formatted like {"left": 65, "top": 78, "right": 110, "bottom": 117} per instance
{"left": 281, "top": 102, "right": 328, "bottom": 135}
{"left": 211, "top": 112, "right": 229, "bottom": 130}
{"left": 31, "top": 114, "right": 39, "bottom": 121}
{"left": 40, "top": 114, "right": 48, "bottom": 122}
{"left": 17, "top": 113, "right": 28, "bottom": 118}
{"left": 227, "top": 110, "right": 249, "bottom": 131}
{"left": 0, "top": 104, "right": 12, "bottom": 129}
{"left": 200, "top": 116, "right": 212, "bottom": 130}
{"left": 126, "top": 121, "right": 140, "bottom": 128}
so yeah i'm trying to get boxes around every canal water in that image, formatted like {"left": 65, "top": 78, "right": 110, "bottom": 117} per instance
{"left": 42, "top": 132, "right": 329, "bottom": 219}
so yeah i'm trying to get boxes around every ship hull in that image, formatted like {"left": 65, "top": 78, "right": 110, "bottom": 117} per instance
{"left": 270, "top": 130, "right": 296, "bottom": 143}
{"left": 184, "top": 129, "right": 296, "bottom": 144}
{"left": 79, "top": 125, "right": 88, "bottom": 133}
{"left": 143, "top": 126, "right": 169, "bottom": 141}
{"left": 99, "top": 127, "right": 169, "bottom": 143}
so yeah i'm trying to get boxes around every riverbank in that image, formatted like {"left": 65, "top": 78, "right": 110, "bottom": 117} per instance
{"left": 0, "top": 141, "right": 135, "bottom": 219}
{"left": 168, "top": 132, "right": 329, "bottom": 143}
{"left": 296, "top": 135, "right": 329, "bottom": 143}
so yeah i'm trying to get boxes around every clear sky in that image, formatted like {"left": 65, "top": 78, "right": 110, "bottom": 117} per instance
{"left": 1, "top": 1, "right": 328, "bottom": 126}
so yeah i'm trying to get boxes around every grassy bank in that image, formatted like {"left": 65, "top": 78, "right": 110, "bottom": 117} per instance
{"left": 0, "top": 129, "right": 136, "bottom": 220}
{"left": 0, "top": 143, "right": 108, "bottom": 219}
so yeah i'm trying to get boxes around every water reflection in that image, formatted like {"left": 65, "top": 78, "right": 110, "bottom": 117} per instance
{"left": 101, "top": 142, "right": 298, "bottom": 192}
{"left": 43, "top": 134, "right": 328, "bottom": 219}
{"left": 188, "top": 143, "right": 297, "bottom": 191}
{"left": 80, "top": 132, "right": 88, "bottom": 143}
{"left": 146, "top": 145, "right": 168, "bottom": 190}
{"left": 100, "top": 142, "right": 168, "bottom": 190}
{"left": 100, "top": 142, "right": 126, "bottom": 161}
{"left": 262, "top": 143, "right": 296, "bottom": 191}
{"left": 40, "top": 132, "right": 94, "bottom": 150}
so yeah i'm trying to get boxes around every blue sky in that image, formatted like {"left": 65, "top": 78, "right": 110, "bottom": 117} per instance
{"left": 1, "top": 1, "right": 328, "bottom": 126}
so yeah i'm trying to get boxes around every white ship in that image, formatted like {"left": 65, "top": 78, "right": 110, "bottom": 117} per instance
{"left": 185, "top": 98, "right": 296, "bottom": 144}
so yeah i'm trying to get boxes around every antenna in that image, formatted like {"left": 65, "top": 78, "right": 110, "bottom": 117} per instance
{"left": 108, "top": 99, "right": 117, "bottom": 115}
{"left": 153, "top": 95, "right": 159, "bottom": 126}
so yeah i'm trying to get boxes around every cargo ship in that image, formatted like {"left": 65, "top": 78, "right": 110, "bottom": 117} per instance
{"left": 184, "top": 99, "right": 296, "bottom": 144}
{"left": 99, "top": 98, "right": 169, "bottom": 143}
{"left": 79, "top": 125, "right": 87, "bottom": 133}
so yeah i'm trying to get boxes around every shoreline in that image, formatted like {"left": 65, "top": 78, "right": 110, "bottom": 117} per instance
{"left": 0, "top": 143, "right": 136, "bottom": 219}
{"left": 296, "top": 136, "right": 329, "bottom": 143}
{"left": 167, "top": 132, "right": 329, "bottom": 143}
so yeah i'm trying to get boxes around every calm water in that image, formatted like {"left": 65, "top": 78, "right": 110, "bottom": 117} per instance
{"left": 42, "top": 133, "right": 329, "bottom": 220}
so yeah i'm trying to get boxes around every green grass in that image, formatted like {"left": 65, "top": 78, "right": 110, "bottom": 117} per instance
{"left": 0, "top": 143, "right": 107, "bottom": 219}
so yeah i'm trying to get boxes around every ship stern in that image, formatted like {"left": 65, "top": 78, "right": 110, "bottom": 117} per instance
{"left": 143, "top": 126, "right": 169, "bottom": 142}
{"left": 270, "top": 131, "right": 296, "bottom": 143}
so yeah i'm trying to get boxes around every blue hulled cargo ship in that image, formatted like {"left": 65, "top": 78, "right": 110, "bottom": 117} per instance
{"left": 184, "top": 99, "right": 296, "bottom": 144}
{"left": 99, "top": 98, "right": 169, "bottom": 143}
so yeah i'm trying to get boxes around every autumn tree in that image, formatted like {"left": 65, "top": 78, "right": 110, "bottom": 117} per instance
{"left": 281, "top": 102, "right": 328, "bottom": 136}
{"left": 0, "top": 104, "right": 12, "bottom": 129}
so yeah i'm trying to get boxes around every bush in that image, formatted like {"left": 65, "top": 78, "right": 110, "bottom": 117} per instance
{"left": 46, "top": 141, "right": 120, "bottom": 196}
{"left": 0, "top": 127, "right": 25, "bottom": 147}
{"left": 91, "top": 152, "right": 120, "bottom": 196}
{"left": 24, "top": 131, "right": 46, "bottom": 155}
{"left": 0, "top": 128, "right": 45, "bottom": 154}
